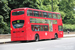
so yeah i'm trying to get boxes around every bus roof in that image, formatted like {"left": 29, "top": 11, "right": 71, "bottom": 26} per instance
{"left": 12, "top": 7, "right": 60, "bottom": 14}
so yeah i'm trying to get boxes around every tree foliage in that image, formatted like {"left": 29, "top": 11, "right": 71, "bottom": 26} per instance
{"left": 7, "top": 0, "right": 37, "bottom": 9}
{"left": 0, "top": 0, "right": 10, "bottom": 34}
{"left": 63, "top": 24, "right": 75, "bottom": 32}
{"left": 36, "top": 0, "right": 59, "bottom": 11}
{"left": 59, "top": 0, "right": 75, "bottom": 24}
{"left": 0, "top": 15, "right": 9, "bottom": 34}
{"left": 0, "top": 0, "right": 75, "bottom": 34}
{"left": 0, "top": 0, "right": 10, "bottom": 19}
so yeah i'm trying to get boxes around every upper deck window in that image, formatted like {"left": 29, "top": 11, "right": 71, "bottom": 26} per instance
{"left": 33, "top": 11, "right": 39, "bottom": 17}
{"left": 57, "top": 14, "right": 61, "bottom": 19}
{"left": 43, "top": 12, "right": 47, "bottom": 18}
{"left": 27, "top": 10, "right": 33, "bottom": 16}
{"left": 12, "top": 11, "right": 24, "bottom": 16}
{"left": 53, "top": 14, "right": 57, "bottom": 19}
{"left": 48, "top": 13, "right": 52, "bottom": 18}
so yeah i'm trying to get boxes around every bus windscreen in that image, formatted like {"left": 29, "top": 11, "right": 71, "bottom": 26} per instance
{"left": 12, "top": 20, "right": 24, "bottom": 28}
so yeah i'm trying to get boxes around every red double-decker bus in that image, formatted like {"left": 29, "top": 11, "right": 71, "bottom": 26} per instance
{"left": 10, "top": 8, "right": 63, "bottom": 41}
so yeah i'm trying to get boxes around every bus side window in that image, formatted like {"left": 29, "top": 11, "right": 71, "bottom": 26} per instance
{"left": 27, "top": 10, "right": 33, "bottom": 16}
{"left": 44, "top": 25, "right": 48, "bottom": 31}
{"left": 48, "top": 13, "right": 52, "bottom": 18}
{"left": 33, "top": 11, "right": 39, "bottom": 17}
{"left": 57, "top": 14, "right": 60, "bottom": 19}
{"left": 43, "top": 12, "right": 47, "bottom": 18}
{"left": 53, "top": 14, "right": 57, "bottom": 19}
{"left": 40, "top": 25, "right": 43, "bottom": 31}
{"left": 34, "top": 25, "right": 40, "bottom": 31}
{"left": 34, "top": 27, "right": 38, "bottom": 31}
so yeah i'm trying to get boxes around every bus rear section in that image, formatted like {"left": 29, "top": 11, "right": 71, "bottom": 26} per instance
{"left": 11, "top": 9, "right": 27, "bottom": 41}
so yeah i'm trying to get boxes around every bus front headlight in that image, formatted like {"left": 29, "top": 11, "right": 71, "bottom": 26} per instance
{"left": 11, "top": 28, "right": 12, "bottom": 30}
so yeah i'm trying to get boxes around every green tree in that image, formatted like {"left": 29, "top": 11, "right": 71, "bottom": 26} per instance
{"left": 59, "top": 0, "right": 75, "bottom": 24}
{"left": 6, "top": 0, "right": 75, "bottom": 32}
{"left": 0, "top": 15, "right": 9, "bottom": 34}
{"left": 0, "top": 0, "right": 10, "bottom": 34}
{"left": 0, "top": 0, "right": 10, "bottom": 19}
{"left": 8, "top": 0, "right": 37, "bottom": 9}
{"left": 36, "top": 0, "right": 59, "bottom": 11}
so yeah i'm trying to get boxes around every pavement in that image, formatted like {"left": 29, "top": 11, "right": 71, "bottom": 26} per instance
{"left": 0, "top": 34, "right": 75, "bottom": 44}
{"left": 64, "top": 34, "right": 75, "bottom": 37}
{"left": 0, "top": 38, "right": 11, "bottom": 43}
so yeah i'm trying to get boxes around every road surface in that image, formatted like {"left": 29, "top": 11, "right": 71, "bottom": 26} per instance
{"left": 0, "top": 37, "right": 75, "bottom": 50}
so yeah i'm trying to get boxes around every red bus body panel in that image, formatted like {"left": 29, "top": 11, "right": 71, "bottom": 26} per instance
{"left": 11, "top": 8, "right": 63, "bottom": 41}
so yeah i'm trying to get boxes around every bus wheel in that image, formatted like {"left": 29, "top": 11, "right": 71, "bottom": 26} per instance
{"left": 55, "top": 33, "right": 58, "bottom": 39}
{"left": 35, "top": 35, "right": 39, "bottom": 42}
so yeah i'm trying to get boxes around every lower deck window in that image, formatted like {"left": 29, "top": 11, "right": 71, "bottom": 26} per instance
{"left": 44, "top": 25, "right": 48, "bottom": 31}
{"left": 31, "top": 25, "right": 48, "bottom": 31}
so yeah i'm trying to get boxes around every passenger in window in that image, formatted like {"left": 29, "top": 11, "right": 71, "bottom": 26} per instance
{"left": 35, "top": 27, "right": 38, "bottom": 31}
{"left": 35, "top": 27, "right": 39, "bottom": 31}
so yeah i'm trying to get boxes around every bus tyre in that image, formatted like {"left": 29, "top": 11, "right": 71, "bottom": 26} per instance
{"left": 55, "top": 34, "right": 58, "bottom": 39}
{"left": 35, "top": 35, "right": 39, "bottom": 42}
